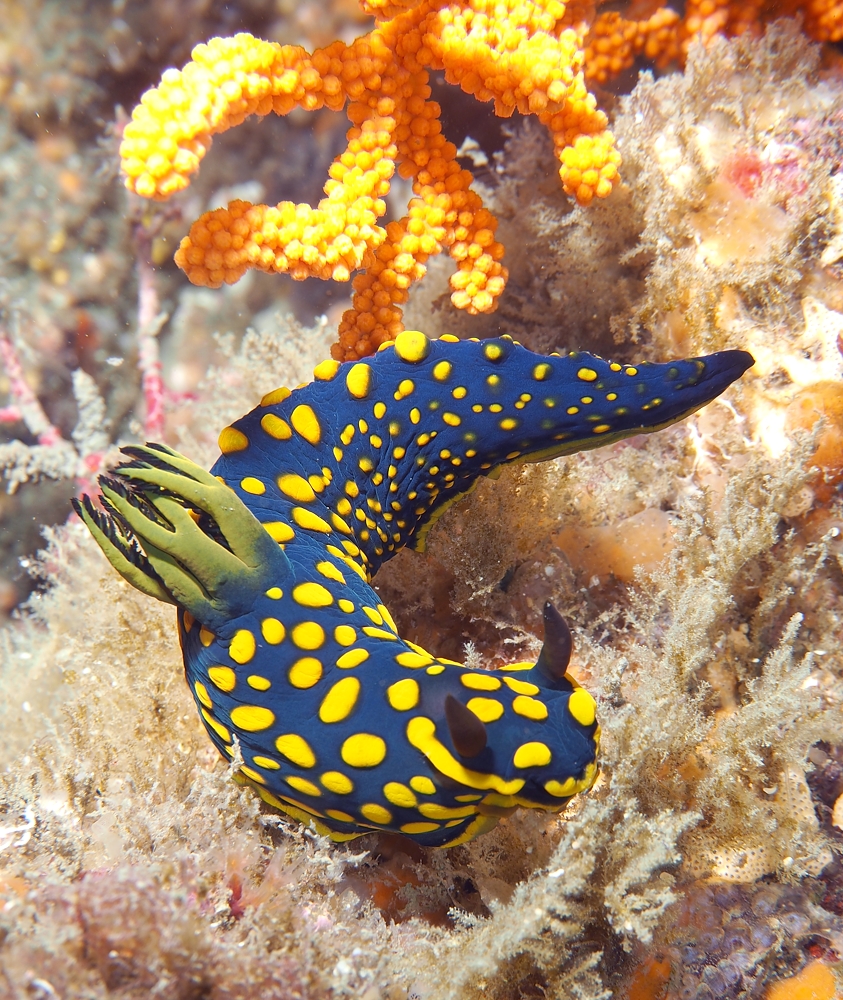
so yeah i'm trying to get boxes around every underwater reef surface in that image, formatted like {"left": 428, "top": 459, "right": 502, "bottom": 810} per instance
{"left": 0, "top": 3, "right": 842, "bottom": 998}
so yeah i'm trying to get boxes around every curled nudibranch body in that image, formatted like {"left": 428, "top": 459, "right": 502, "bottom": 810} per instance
{"left": 75, "top": 332, "right": 753, "bottom": 846}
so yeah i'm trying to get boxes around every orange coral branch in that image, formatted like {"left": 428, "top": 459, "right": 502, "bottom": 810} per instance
{"left": 583, "top": 0, "right": 842, "bottom": 86}
{"left": 120, "top": 1, "right": 622, "bottom": 360}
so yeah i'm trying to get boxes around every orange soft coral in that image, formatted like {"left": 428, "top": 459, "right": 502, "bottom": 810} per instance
{"left": 583, "top": 0, "right": 842, "bottom": 83}
{"left": 119, "top": 1, "right": 622, "bottom": 361}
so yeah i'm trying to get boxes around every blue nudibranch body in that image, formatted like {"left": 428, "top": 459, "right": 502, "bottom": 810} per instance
{"left": 75, "top": 332, "right": 753, "bottom": 847}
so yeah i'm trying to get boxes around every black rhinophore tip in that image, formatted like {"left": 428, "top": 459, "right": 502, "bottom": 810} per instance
{"left": 445, "top": 694, "right": 488, "bottom": 758}
{"left": 536, "top": 602, "right": 573, "bottom": 682}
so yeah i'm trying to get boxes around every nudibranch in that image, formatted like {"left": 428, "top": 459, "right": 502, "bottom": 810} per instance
{"left": 74, "top": 332, "right": 753, "bottom": 847}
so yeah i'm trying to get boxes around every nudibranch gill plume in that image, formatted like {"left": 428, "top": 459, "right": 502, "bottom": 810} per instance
{"left": 74, "top": 331, "right": 753, "bottom": 847}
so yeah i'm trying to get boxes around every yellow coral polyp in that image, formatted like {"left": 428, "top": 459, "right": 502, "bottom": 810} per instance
{"left": 121, "top": 4, "right": 622, "bottom": 360}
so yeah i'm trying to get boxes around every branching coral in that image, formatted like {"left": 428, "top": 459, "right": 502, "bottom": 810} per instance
{"left": 119, "top": 0, "right": 622, "bottom": 361}
{"left": 584, "top": 0, "right": 843, "bottom": 85}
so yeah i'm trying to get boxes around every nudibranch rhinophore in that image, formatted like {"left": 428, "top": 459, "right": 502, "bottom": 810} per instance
{"left": 74, "top": 332, "right": 753, "bottom": 847}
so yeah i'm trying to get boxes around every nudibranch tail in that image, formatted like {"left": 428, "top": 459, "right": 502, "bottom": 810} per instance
{"left": 77, "top": 331, "right": 753, "bottom": 847}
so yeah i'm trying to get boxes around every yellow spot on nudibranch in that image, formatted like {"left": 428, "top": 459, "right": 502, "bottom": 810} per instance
{"left": 418, "top": 802, "right": 476, "bottom": 820}
{"left": 410, "top": 775, "right": 436, "bottom": 795}
{"left": 317, "top": 561, "right": 346, "bottom": 584}
{"left": 194, "top": 681, "right": 212, "bottom": 708}
{"left": 513, "top": 742, "right": 552, "bottom": 769}
{"left": 396, "top": 650, "right": 433, "bottom": 668}
{"left": 625, "top": 367, "right": 638, "bottom": 376}
{"left": 292, "top": 621, "right": 325, "bottom": 650}
{"left": 261, "top": 618, "right": 285, "bottom": 644}
{"left": 346, "top": 362, "right": 373, "bottom": 399}
{"left": 432, "top": 360, "right": 452, "bottom": 381}
{"left": 460, "top": 673, "right": 502, "bottom": 691}
{"left": 219, "top": 426, "right": 248, "bottom": 453}
{"left": 260, "top": 414, "right": 292, "bottom": 440}
{"left": 253, "top": 755, "right": 280, "bottom": 770}
{"left": 199, "top": 626, "right": 214, "bottom": 647}
{"left": 337, "top": 648, "right": 369, "bottom": 669}
{"left": 360, "top": 803, "right": 392, "bottom": 825}
{"left": 577, "top": 368, "right": 598, "bottom": 382}
{"left": 290, "top": 404, "right": 321, "bottom": 445}
{"left": 593, "top": 424, "right": 611, "bottom": 434}
{"left": 264, "top": 522, "right": 295, "bottom": 543}
{"left": 287, "top": 776, "right": 321, "bottom": 797}
{"left": 502, "top": 677, "right": 539, "bottom": 695}
{"left": 201, "top": 708, "right": 230, "bottom": 742}
{"left": 483, "top": 342, "right": 504, "bottom": 361}
{"left": 260, "top": 386, "right": 291, "bottom": 407}
{"left": 401, "top": 821, "right": 440, "bottom": 834}
{"left": 341, "top": 733, "right": 387, "bottom": 768}
{"left": 443, "top": 412, "right": 461, "bottom": 427}
{"left": 248, "top": 675, "right": 271, "bottom": 691}
{"left": 278, "top": 474, "right": 316, "bottom": 503}
{"left": 292, "top": 508, "right": 332, "bottom": 534}
{"left": 387, "top": 677, "right": 420, "bottom": 710}
{"left": 208, "top": 666, "right": 236, "bottom": 692}
{"left": 334, "top": 624, "right": 356, "bottom": 646}
{"left": 240, "top": 477, "right": 265, "bottom": 495}
{"left": 362, "top": 626, "right": 397, "bottom": 641}
{"left": 500, "top": 417, "right": 518, "bottom": 431}
{"left": 288, "top": 657, "right": 323, "bottom": 688}
{"left": 313, "top": 358, "right": 340, "bottom": 381}
{"left": 275, "top": 734, "right": 316, "bottom": 768}
{"left": 378, "top": 604, "right": 397, "bottom": 631}
{"left": 568, "top": 688, "right": 597, "bottom": 726}
{"left": 265, "top": 587, "right": 283, "bottom": 600}
{"left": 467, "top": 697, "right": 504, "bottom": 722}
{"left": 292, "top": 581, "right": 333, "bottom": 608}
{"left": 321, "top": 771, "right": 354, "bottom": 794}
{"left": 512, "top": 695, "right": 548, "bottom": 720}
{"left": 396, "top": 379, "right": 415, "bottom": 401}
{"left": 394, "top": 329, "right": 430, "bottom": 363}
{"left": 319, "top": 676, "right": 361, "bottom": 723}
{"left": 362, "top": 605, "right": 384, "bottom": 626}
{"left": 545, "top": 777, "right": 576, "bottom": 797}
{"left": 533, "top": 363, "right": 552, "bottom": 381}
{"left": 383, "top": 782, "right": 417, "bottom": 808}
{"left": 325, "top": 809, "right": 355, "bottom": 822}
{"left": 230, "top": 705, "right": 275, "bottom": 731}
{"left": 229, "top": 629, "right": 256, "bottom": 664}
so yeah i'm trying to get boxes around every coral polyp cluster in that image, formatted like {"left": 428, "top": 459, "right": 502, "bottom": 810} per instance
{"left": 118, "top": 0, "right": 841, "bottom": 363}
{"left": 119, "top": 0, "right": 622, "bottom": 360}
{"left": 584, "top": 0, "right": 843, "bottom": 86}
